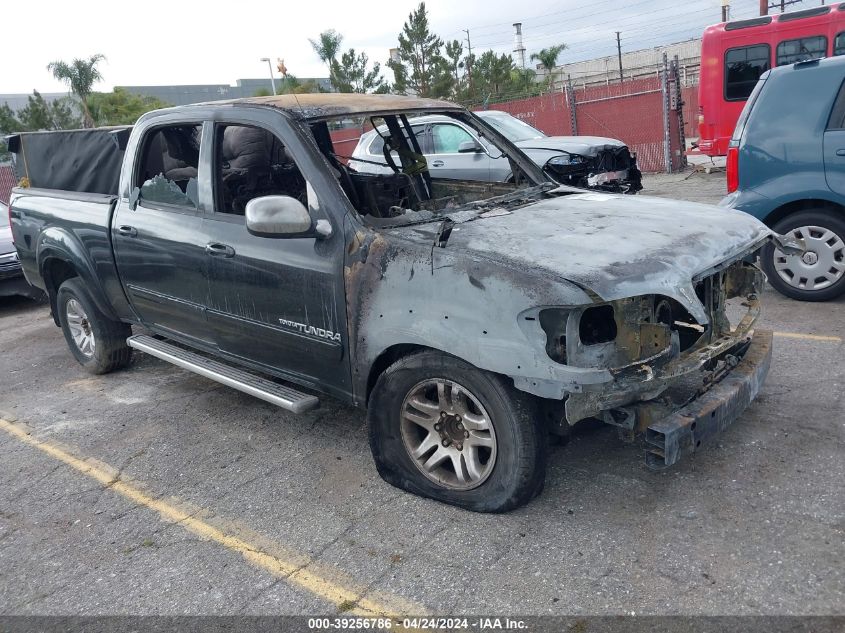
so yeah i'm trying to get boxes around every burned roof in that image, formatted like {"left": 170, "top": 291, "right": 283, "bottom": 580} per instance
{"left": 204, "top": 93, "right": 464, "bottom": 120}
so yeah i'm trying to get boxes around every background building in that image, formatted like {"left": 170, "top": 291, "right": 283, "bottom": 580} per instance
{"left": 546, "top": 39, "right": 701, "bottom": 90}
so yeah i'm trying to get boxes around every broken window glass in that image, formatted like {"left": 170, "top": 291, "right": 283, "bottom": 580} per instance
{"left": 136, "top": 124, "right": 202, "bottom": 209}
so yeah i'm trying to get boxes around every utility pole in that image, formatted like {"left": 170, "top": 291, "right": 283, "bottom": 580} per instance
{"left": 767, "top": 0, "right": 801, "bottom": 11}
{"left": 463, "top": 29, "right": 474, "bottom": 94}
{"left": 721, "top": 0, "right": 730, "bottom": 22}
{"left": 259, "top": 57, "right": 277, "bottom": 95}
{"left": 615, "top": 31, "right": 624, "bottom": 82}
{"left": 759, "top": 0, "right": 768, "bottom": 15}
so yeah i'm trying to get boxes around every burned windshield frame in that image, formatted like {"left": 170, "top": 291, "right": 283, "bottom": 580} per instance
{"left": 309, "top": 109, "right": 555, "bottom": 227}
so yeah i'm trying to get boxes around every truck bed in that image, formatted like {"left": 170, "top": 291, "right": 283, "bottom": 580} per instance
{"left": 9, "top": 187, "right": 133, "bottom": 321}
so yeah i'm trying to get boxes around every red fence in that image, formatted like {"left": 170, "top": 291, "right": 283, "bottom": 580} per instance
{"left": 328, "top": 75, "right": 696, "bottom": 173}
{"left": 486, "top": 75, "right": 692, "bottom": 172}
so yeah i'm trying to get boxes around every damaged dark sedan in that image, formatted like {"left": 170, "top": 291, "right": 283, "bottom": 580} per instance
{"left": 8, "top": 94, "right": 792, "bottom": 512}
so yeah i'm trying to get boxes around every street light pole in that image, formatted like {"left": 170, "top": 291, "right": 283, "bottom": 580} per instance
{"left": 260, "top": 57, "right": 277, "bottom": 95}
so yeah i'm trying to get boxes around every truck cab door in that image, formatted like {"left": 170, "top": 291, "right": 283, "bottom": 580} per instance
{"left": 203, "top": 115, "right": 351, "bottom": 399}
{"left": 824, "top": 82, "right": 845, "bottom": 198}
{"left": 112, "top": 122, "right": 214, "bottom": 346}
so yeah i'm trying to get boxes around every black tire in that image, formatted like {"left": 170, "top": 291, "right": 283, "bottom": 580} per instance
{"left": 56, "top": 278, "right": 132, "bottom": 374}
{"left": 368, "top": 350, "right": 546, "bottom": 513}
{"left": 762, "top": 210, "right": 845, "bottom": 302}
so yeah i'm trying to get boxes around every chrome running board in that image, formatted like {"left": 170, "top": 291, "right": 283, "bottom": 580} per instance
{"left": 127, "top": 334, "right": 319, "bottom": 414}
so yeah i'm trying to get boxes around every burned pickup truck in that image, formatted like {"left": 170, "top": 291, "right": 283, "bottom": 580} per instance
{"left": 8, "top": 94, "right": 787, "bottom": 512}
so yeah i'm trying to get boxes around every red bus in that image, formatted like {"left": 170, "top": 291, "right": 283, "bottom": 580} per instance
{"left": 698, "top": 3, "right": 845, "bottom": 156}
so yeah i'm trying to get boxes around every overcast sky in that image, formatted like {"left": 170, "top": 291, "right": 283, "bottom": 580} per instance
{"left": 3, "top": 0, "right": 796, "bottom": 94}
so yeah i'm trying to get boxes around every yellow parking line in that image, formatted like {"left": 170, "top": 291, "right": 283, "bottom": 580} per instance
{"left": 773, "top": 331, "right": 842, "bottom": 342}
{"left": 0, "top": 418, "right": 424, "bottom": 618}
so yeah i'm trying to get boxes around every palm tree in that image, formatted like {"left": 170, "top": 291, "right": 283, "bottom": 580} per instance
{"left": 47, "top": 54, "right": 106, "bottom": 128}
{"left": 530, "top": 44, "right": 567, "bottom": 92}
{"left": 309, "top": 30, "right": 344, "bottom": 90}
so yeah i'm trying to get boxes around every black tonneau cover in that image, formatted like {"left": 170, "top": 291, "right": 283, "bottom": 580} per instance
{"left": 6, "top": 126, "right": 132, "bottom": 195}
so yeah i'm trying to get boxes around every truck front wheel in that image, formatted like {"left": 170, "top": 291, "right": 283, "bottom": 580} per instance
{"left": 368, "top": 351, "right": 546, "bottom": 512}
{"left": 56, "top": 278, "right": 132, "bottom": 374}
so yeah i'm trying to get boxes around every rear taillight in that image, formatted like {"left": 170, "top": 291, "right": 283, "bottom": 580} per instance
{"left": 726, "top": 146, "right": 739, "bottom": 193}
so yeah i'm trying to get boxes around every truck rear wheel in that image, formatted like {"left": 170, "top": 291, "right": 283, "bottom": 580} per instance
{"left": 368, "top": 350, "right": 546, "bottom": 512}
{"left": 56, "top": 278, "right": 132, "bottom": 374}
{"left": 762, "top": 210, "right": 845, "bottom": 301}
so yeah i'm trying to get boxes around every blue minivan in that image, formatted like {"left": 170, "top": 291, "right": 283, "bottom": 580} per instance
{"left": 720, "top": 55, "right": 845, "bottom": 301}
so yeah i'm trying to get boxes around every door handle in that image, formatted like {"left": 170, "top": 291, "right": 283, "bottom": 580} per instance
{"left": 117, "top": 225, "right": 137, "bottom": 237}
{"left": 205, "top": 243, "right": 236, "bottom": 258}
{"left": 431, "top": 160, "right": 444, "bottom": 167}
{"left": 836, "top": 149, "right": 845, "bottom": 157}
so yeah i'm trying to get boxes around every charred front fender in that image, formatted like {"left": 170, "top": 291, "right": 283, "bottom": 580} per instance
{"left": 343, "top": 217, "right": 610, "bottom": 405}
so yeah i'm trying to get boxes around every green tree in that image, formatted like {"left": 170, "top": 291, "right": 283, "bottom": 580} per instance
{"left": 388, "top": 2, "right": 451, "bottom": 97}
{"left": 530, "top": 44, "right": 567, "bottom": 91}
{"left": 333, "top": 48, "right": 385, "bottom": 93}
{"left": 19, "top": 91, "right": 81, "bottom": 131}
{"left": 87, "top": 88, "right": 170, "bottom": 126}
{"left": 0, "top": 104, "right": 22, "bottom": 161}
{"left": 309, "top": 30, "right": 344, "bottom": 89}
{"left": 0, "top": 91, "right": 82, "bottom": 160}
{"left": 472, "top": 51, "right": 515, "bottom": 97}
{"left": 283, "top": 75, "right": 321, "bottom": 94}
{"left": 46, "top": 54, "right": 107, "bottom": 127}
{"left": 258, "top": 76, "right": 321, "bottom": 95}
{"left": 507, "top": 67, "right": 538, "bottom": 95}
{"left": 444, "top": 39, "right": 464, "bottom": 88}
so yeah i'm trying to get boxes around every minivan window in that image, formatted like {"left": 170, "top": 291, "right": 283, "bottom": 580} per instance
{"left": 828, "top": 79, "right": 845, "bottom": 130}
{"left": 835, "top": 32, "right": 845, "bottom": 56}
{"left": 776, "top": 35, "right": 827, "bottom": 66}
{"left": 725, "top": 45, "right": 770, "bottom": 101}
{"left": 731, "top": 76, "right": 768, "bottom": 143}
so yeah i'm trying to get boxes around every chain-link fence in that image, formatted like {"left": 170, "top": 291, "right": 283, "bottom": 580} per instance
{"left": 0, "top": 165, "right": 16, "bottom": 206}
{"left": 471, "top": 56, "right": 694, "bottom": 173}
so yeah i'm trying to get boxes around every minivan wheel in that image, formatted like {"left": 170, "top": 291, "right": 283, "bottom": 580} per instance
{"left": 368, "top": 351, "right": 546, "bottom": 512}
{"left": 762, "top": 210, "right": 845, "bottom": 301}
{"left": 57, "top": 278, "right": 133, "bottom": 374}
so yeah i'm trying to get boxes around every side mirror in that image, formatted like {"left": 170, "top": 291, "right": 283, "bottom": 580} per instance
{"left": 245, "top": 195, "right": 330, "bottom": 238}
{"left": 457, "top": 139, "right": 484, "bottom": 153}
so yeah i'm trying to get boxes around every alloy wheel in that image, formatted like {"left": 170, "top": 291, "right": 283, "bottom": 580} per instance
{"left": 66, "top": 298, "right": 96, "bottom": 358}
{"left": 400, "top": 379, "right": 497, "bottom": 490}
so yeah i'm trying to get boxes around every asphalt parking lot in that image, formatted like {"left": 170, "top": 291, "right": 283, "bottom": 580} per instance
{"left": 1, "top": 170, "right": 843, "bottom": 618}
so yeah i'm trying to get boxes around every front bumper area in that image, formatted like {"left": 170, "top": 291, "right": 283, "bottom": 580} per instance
{"left": 643, "top": 329, "right": 773, "bottom": 469}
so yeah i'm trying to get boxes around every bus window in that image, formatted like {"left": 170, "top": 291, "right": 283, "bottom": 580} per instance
{"left": 725, "top": 45, "right": 771, "bottom": 101}
{"left": 776, "top": 35, "right": 827, "bottom": 65}
{"left": 835, "top": 32, "right": 845, "bottom": 56}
